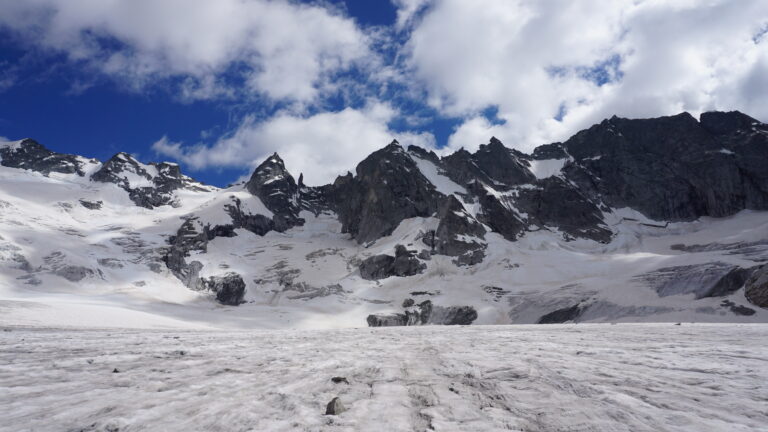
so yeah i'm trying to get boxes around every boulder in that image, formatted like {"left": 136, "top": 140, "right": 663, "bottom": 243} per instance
{"left": 359, "top": 255, "right": 396, "bottom": 280}
{"left": 359, "top": 245, "right": 426, "bottom": 280}
{"left": 206, "top": 273, "right": 246, "bottom": 306}
{"left": 325, "top": 397, "right": 346, "bottom": 416}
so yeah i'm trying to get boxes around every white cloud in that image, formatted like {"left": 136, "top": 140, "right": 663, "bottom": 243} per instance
{"left": 152, "top": 103, "right": 436, "bottom": 185}
{"left": 392, "top": 0, "right": 431, "bottom": 30}
{"left": 0, "top": 0, "right": 372, "bottom": 104}
{"left": 399, "top": 0, "right": 768, "bottom": 152}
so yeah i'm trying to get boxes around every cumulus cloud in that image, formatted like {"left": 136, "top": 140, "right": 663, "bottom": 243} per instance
{"left": 0, "top": 0, "right": 372, "bottom": 104}
{"left": 152, "top": 103, "right": 435, "bottom": 185}
{"left": 2, "top": 0, "right": 767, "bottom": 176}
{"left": 398, "top": 0, "right": 768, "bottom": 152}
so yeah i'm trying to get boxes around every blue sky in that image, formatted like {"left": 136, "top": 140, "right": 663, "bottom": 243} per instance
{"left": 1, "top": 0, "right": 767, "bottom": 186}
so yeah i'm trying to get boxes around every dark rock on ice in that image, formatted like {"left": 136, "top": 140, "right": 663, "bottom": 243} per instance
{"left": 331, "top": 377, "right": 349, "bottom": 385}
{"left": 325, "top": 397, "right": 346, "bottom": 415}
{"left": 78, "top": 199, "right": 103, "bottom": 210}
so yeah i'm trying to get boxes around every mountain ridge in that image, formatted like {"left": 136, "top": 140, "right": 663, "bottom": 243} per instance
{"left": 1, "top": 110, "right": 767, "bottom": 329}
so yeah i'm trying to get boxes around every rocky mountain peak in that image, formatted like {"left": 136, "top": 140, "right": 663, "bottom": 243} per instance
{"left": 245, "top": 153, "right": 303, "bottom": 231}
{"left": 91, "top": 151, "right": 209, "bottom": 209}
{"left": 0, "top": 138, "right": 90, "bottom": 176}
{"left": 330, "top": 140, "right": 444, "bottom": 244}
{"left": 471, "top": 137, "right": 535, "bottom": 186}
{"left": 699, "top": 110, "right": 761, "bottom": 135}
{"left": 246, "top": 153, "right": 297, "bottom": 195}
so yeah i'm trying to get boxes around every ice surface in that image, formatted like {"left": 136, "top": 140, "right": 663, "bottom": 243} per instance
{"left": 1, "top": 324, "right": 766, "bottom": 431}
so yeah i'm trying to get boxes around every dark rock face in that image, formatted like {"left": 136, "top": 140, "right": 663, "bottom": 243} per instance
{"left": 428, "top": 196, "right": 487, "bottom": 265}
{"left": 745, "top": 265, "right": 768, "bottom": 308}
{"left": 531, "top": 142, "right": 568, "bottom": 160}
{"left": 514, "top": 177, "right": 612, "bottom": 243}
{"left": 206, "top": 273, "right": 246, "bottom": 306}
{"left": 560, "top": 111, "right": 768, "bottom": 222}
{"left": 359, "top": 255, "right": 396, "bottom": 280}
{"left": 707, "top": 267, "right": 755, "bottom": 297}
{"left": 163, "top": 218, "right": 210, "bottom": 290}
{"left": 329, "top": 141, "right": 444, "bottom": 244}
{"left": 471, "top": 137, "right": 536, "bottom": 186}
{"left": 224, "top": 197, "right": 275, "bottom": 236}
{"left": 359, "top": 245, "right": 426, "bottom": 280}
{"left": 467, "top": 182, "right": 527, "bottom": 242}
{"left": 537, "top": 304, "right": 584, "bottom": 324}
{"left": 637, "top": 262, "right": 754, "bottom": 299}
{"left": 163, "top": 220, "right": 246, "bottom": 305}
{"left": 0, "top": 139, "right": 91, "bottom": 176}
{"left": 92, "top": 153, "right": 205, "bottom": 208}
{"left": 366, "top": 300, "right": 477, "bottom": 327}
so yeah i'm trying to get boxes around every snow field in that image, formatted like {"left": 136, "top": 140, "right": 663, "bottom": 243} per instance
{"left": 1, "top": 323, "right": 766, "bottom": 431}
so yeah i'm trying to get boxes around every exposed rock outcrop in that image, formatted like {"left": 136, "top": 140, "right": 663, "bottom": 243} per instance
{"left": 367, "top": 300, "right": 477, "bottom": 327}
{"left": 745, "top": 265, "right": 768, "bottom": 308}
{"left": 206, "top": 273, "right": 246, "bottom": 306}
{"left": 79, "top": 199, "right": 103, "bottom": 210}
{"left": 561, "top": 112, "right": 768, "bottom": 222}
{"left": 359, "top": 245, "right": 426, "bottom": 280}
{"left": 426, "top": 196, "right": 487, "bottom": 265}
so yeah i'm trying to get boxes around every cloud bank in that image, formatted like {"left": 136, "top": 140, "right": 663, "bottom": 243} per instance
{"left": 1, "top": 0, "right": 767, "bottom": 183}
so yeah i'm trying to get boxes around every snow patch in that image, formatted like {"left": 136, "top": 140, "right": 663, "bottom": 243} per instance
{"left": 528, "top": 158, "right": 569, "bottom": 179}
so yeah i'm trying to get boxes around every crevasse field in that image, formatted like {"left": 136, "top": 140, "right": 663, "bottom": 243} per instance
{"left": 2, "top": 324, "right": 767, "bottom": 432}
